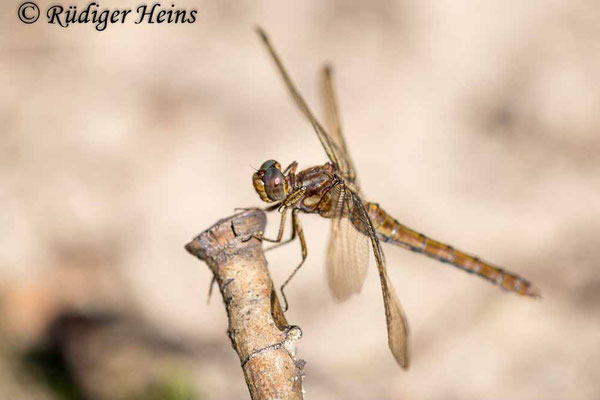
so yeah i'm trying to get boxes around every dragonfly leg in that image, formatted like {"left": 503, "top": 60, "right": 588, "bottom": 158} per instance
{"left": 265, "top": 217, "right": 296, "bottom": 252}
{"left": 263, "top": 203, "right": 282, "bottom": 212}
{"left": 280, "top": 209, "right": 307, "bottom": 312}
{"left": 282, "top": 161, "right": 298, "bottom": 175}
{"left": 206, "top": 276, "right": 217, "bottom": 304}
{"left": 254, "top": 207, "right": 288, "bottom": 243}
{"left": 282, "top": 161, "right": 298, "bottom": 187}
{"left": 235, "top": 202, "right": 281, "bottom": 214}
{"left": 251, "top": 188, "right": 306, "bottom": 243}
{"left": 234, "top": 206, "right": 260, "bottom": 212}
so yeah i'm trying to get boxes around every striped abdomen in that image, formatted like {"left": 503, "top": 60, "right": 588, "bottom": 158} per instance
{"left": 366, "top": 203, "right": 540, "bottom": 297}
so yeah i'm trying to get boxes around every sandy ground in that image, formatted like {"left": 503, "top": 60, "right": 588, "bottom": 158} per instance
{"left": 2, "top": 1, "right": 600, "bottom": 399}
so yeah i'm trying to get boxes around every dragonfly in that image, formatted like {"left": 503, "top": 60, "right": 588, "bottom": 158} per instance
{"left": 252, "top": 27, "right": 540, "bottom": 369}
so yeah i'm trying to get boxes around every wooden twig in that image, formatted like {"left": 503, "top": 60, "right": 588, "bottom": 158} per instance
{"left": 185, "top": 210, "right": 305, "bottom": 400}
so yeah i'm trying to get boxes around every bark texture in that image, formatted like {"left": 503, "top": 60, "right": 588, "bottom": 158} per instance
{"left": 185, "top": 210, "right": 304, "bottom": 400}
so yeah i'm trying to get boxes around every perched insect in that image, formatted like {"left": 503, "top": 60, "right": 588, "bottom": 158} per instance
{"left": 253, "top": 28, "right": 540, "bottom": 368}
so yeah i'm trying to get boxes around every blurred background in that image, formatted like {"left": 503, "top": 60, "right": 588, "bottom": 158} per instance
{"left": 2, "top": 0, "right": 600, "bottom": 399}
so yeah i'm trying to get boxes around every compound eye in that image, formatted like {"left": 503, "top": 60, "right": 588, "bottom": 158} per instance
{"left": 263, "top": 167, "right": 286, "bottom": 201}
{"left": 260, "top": 159, "right": 281, "bottom": 171}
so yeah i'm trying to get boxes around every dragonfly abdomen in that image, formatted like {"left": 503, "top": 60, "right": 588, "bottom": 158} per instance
{"left": 365, "top": 203, "right": 540, "bottom": 297}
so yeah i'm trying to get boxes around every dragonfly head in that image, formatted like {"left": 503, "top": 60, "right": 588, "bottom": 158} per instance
{"left": 253, "top": 159, "right": 289, "bottom": 203}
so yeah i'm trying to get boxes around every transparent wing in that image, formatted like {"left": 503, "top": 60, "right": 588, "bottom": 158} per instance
{"left": 320, "top": 66, "right": 358, "bottom": 184}
{"left": 326, "top": 185, "right": 369, "bottom": 301}
{"left": 256, "top": 28, "right": 356, "bottom": 183}
{"left": 351, "top": 193, "right": 410, "bottom": 369}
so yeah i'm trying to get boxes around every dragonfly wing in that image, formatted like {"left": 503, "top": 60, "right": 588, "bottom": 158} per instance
{"left": 351, "top": 193, "right": 410, "bottom": 368}
{"left": 320, "top": 66, "right": 358, "bottom": 185}
{"left": 256, "top": 28, "right": 356, "bottom": 183}
{"left": 326, "top": 185, "right": 369, "bottom": 301}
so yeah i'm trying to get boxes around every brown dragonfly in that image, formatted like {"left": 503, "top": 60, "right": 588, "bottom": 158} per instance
{"left": 252, "top": 28, "right": 540, "bottom": 369}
